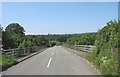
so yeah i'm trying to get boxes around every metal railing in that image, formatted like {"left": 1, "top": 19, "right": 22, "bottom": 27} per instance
{"left": 2, "top": 46, "right": 47, "bottom": 59}
{"left": 64, "top": 44, "right": 95, "bottom": 53}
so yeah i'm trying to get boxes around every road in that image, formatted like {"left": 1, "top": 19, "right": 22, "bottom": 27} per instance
{"left": 3, "top": 46, "right": 99, "bottom": 75}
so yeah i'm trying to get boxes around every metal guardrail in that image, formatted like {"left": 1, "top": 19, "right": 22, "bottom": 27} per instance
{"left": 64, "top": 44, "right": 95, "bottom": 53}
{"left": 2, "top": 46, "right": 47, "bottom": 59}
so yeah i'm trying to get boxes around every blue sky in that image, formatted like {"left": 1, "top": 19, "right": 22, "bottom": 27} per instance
{"left": 2, "top": 2, "right": 118, "bottom": 35}
{"left": 1, "top": 0, "right": 120, "bottom": 2}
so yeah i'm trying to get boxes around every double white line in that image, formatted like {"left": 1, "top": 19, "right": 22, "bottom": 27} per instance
{"left": 47, "top": 50, "right": 54, "bottom": 68}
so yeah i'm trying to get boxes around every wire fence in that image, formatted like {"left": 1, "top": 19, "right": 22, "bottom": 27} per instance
{"left": 2, "top": 46, "right": 47, "bottom": 59}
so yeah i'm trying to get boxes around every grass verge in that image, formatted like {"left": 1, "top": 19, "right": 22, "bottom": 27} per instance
{"left": 0, "top": 54, "right": 18, "bottom": 71}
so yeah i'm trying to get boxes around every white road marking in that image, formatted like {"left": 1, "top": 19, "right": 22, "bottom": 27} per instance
{"left": 47, "top": 58, "right": 52, "bottom": 68}
{"left": 52, "top": 51, "right": 54, "bottom": 56}
{"left": 47, "top": 48, "right": 55, "bottom": 68}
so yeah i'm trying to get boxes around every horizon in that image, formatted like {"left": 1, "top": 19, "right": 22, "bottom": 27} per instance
{"left": 2, "top": 2, "right": 118, "bottom": 35}
{"left": 24, "top": 32, "right": 97, "bottom": 35}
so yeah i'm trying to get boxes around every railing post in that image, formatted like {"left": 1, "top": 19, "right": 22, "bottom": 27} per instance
{"left": 2, "top": 45, "right": 47, "bottom": 60}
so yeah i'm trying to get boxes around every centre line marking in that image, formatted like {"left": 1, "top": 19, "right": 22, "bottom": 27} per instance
{"left": 47, "top": 58, "right": 52, "bottom": 68}
{"left": 52, "top": 51, "right": 54, "bottom": 56}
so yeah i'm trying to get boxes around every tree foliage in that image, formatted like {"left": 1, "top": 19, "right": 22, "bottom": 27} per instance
{"left": 87, "top": 20, "right": 119, "bottom": 75}
{"left": 56, "top": 35, "right": 67, "bottom": 42}
{"left": 2, "top": 23, "right": 49, "bottom": 49}
{"left": 2, "top": 23, "right": 25, "bottom": 49}
{"left": 5, "top": 23, "right": 25, "bottom": 35}
{"left": 67, "top": 33, "right": 96, "bottom": 45}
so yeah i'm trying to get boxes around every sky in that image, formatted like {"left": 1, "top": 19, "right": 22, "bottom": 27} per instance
{"left": 2, "top": 2, "right": 118, "bottom": 35}
{"left": 1, "top": 0, "right": 120, "bottom": 2}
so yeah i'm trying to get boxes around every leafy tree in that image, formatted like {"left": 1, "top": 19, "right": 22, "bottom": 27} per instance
{"left": 88, "top": 20, "right": 119, "bottom": 75}
{"left": 19, "top": 40, "right": 33, "bottom": 48}
{"left": 5, "top": 23, "right": 25, "bottom": 35}
{"left": 0, "top": 24, "right": 2, "bottom": 38}
{"left": 2, "top": 32, "right": 16, "bottom": 49}
{"left": 0, "top": 25, "right": 2, "bottom": 49}
{"left": 3, "top": 23, "right": 25, "bottom": 49}
{"left": 67, "top": 33, "right": 96, "bottom": 45}
{"left": 56, "top": 36, "right": 67, "bottom": 42}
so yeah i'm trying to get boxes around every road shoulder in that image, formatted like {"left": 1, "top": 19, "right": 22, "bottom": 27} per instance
{"left": 62, "top": 46, "right": 101, "bottom": 75}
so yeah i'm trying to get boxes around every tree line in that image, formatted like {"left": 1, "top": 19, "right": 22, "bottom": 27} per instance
{"left": 66, "top": 32, "right": 97, "bottom": 45}
{"left": 2, "top": 23, "right": 49, "bottom": 49}
{"left": 1, "top": 23, "right": 77, "bottom": 49}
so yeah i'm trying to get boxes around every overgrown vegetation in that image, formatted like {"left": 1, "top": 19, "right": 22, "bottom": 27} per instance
{"left": 87, "top": 20, "right": 119, "bottom": 76}
{"left": 2, "top": 23, "right": 49, "bottom": 49}
{"left": 67, "top": 32, "right": 97, "bottom": 45}
{"left": 65, "top": 20, "right": 119, "bottom": 76}
{"left": 0, "top": 54, "right": 18, "bottom": 71}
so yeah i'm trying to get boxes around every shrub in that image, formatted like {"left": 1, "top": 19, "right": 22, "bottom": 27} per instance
{"left": 0, "top": 54, "right": 18, "bottom": 71}
{"left": 87, "top": 20, "right": 119, "bottom": 75}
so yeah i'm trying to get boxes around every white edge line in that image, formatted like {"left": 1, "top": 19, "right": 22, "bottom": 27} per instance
{"left": 47, "top": 58, "right": 52, "bottom": 68}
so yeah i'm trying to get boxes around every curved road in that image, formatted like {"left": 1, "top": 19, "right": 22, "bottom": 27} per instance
{"left": 3, "top": 46, "right": 99, "bottom": 75}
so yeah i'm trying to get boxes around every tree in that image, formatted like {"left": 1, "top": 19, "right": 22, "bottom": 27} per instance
{"left": 3, "top": 23, "right": 25, "bottom": 49}
{"left": 56, "top": 36, "right": 67, "bottom": 42}
{"left": 67, "top": 33, "right": 96, "bottom": 45}
{"left": 0, "top": 25, "right": 2, "bottom": 49}
{"left": 0, "top": 24, "right": 2, "bottom": 38}
{"left": 88, "top": 20, "right": 119, "bottom": 75}
{"left": 19, "top": 40, "right": 33, "bottom": 48}
{"left": 2, "top": 31, "right": 16, "bottom": 49}
{"left": 5, "top": 23, "right": 25, "bottom": 35}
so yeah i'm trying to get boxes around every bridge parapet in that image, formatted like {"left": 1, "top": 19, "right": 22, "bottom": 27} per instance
{"left": 2, "top": 46, "right": 47, "bottom": 59}
{"left": 64, "top": 44, "right": 95, "bottom": 53}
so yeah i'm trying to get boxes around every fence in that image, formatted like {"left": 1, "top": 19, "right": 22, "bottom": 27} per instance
{"left": 64, "top": 44, "right": 95, "bottom": 53}
{"left": 2, "top": 46, "right": 47, "bottom": 59}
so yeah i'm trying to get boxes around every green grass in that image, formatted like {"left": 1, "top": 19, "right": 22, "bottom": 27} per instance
{"left": 0, "top": 54, "right": 18, "bottom": 71}
{"left": 86, "top": 49, "right": 119, "bottom": 76}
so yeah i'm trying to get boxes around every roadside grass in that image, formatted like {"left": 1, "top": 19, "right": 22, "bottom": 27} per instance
{"left": 86, "top": 48, "right": 119, "bottom": 76}
{"left": 63, "top": 45, "right": 119, "bottom": 76}
{"left": 65, "top": 45, "right": 119, "bottom": 76}
{"left": 0, "top": 54, "right": 18, "bottom": 71}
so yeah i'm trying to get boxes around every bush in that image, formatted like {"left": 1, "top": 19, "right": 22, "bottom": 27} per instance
{"left": 87, "top": 20, "right": 119, "bottom": 76}
{"left": 0, "top": 54, "right": 18, "bottom": 71}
